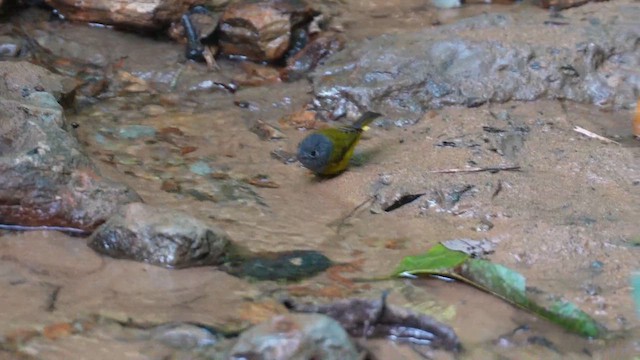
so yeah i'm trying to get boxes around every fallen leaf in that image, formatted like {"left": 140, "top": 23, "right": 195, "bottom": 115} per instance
{"left": 237, "top": 300, "right": 289, "bottom": 324}
{"left": 159, "top": 127, "right": 184, "bottom": 136}
{"left": 633, "top": 98, "right": 640, "bottom": 138}
{"left": 279, "top": 109, "right": 321, "bottom": 130}
{"left": 250, "top": 120, "right": 286, "bottom": 140}
{"left": 391, "top": 243, "right": 607, "bottom": 338}
{"left": 117, "top": 70, "right": 150, "bottom": 93}
{"left": 246, "top": 175, "right": 280, "bottom": 188}
{"left": 43, "top": 322, "right": 74, "bottom": 340}
{"left": 324, "top": 259, "right": 367, "bottom": 291}
{"left": 161, "top": 179, "right": 181, "bottom": 192}
{"left": 180, "top": 146, "right": 198, "bottom": 155}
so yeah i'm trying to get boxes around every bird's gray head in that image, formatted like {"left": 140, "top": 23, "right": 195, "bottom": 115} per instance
{"left": 297, "top": 133, "right": 334, "bottom": 173}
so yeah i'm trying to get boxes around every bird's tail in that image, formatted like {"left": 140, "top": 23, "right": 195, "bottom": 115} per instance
{"left": 351, "top": 111, "right": 383, "bottom": 130}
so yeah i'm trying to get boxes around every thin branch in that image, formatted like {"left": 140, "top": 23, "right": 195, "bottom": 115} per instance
{"left": 428, "top": 165, "right": 521, "bottom": 174}
{"left": 573, "top": 126, "right": 620, "bottom": 145}
{"left": 332, "top": 196, "right": 375, "bottom": 234}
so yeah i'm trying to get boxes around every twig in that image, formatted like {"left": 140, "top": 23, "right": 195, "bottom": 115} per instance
{"left": 45, "top": 285, "right": 62, "bottom": 312}
{"left": 491, "top": 180, "right": 503, "bottom": 199}
{"left": 573, "top": 126, "right": 620, "bottom": 144}
{"left": 0, "top": 224, "right": 90, "bottom": 235}
{"left": 428, "top": 165, "right": 521, "bottom": 174}
{"left": 333, "top": 196, "right": 375, "bottom": 234}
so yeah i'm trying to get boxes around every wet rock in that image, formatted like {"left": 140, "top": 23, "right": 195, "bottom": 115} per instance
{"left": 208, "top": 0, "right": 233, "bottom": 10}
{"left": 189, "top": 160, "right": 214, "bottom": 176}
{"left": 0, "top": 61, "right": 76, "bottom": 103}
{"left": 169, "top": 7, "right": 220, "bottom": 44}
{"left": 311, "top": 3, "right": 640, "bottom": 120}
{"left": 88, "top": 203, "right": 231, "bottom": 268}
{"left": 141, "top": 104, "right": 167, "bottom": 116}
{"left": 184, "top": 179, "right": 266, "bottom": 205}
{"left": 287, "top": 296, "right": 461, "bottom": 352}
{"left": 229, "top": 313, "right": 362, "bottom": 360}
{"left": 218, "top": 0, "right": 317, "bottom": 62}
{"left": 116, "top": 124, "right": 157, "bottom": 139}
{"left": 539, "top": 0, "right": 606, "bottom": 10}
{"left": 0, "top": 36, "right": 23, "bottom": 58}
{"left": 150, "top": 323, "right": 220, "bottom": 349}
{"left": 281, "top": 32, "right": 345, "bottom": 82}
{"left": 233, "top": 62, "right": 281, "bottom": 86}
{"left": 224, "top": 250, "right": 332, "bottom": 281}
{"left": 431, "top": 0, "right": 461, "bottom": 9}
{"left": 43, "top": 0, "right": 196, "bottom": 30}
{"left": 250, "top": 119, "right": 286, "bottom": 140}
{"left": 0, "top": 63, "right": 139, "bottom": 231}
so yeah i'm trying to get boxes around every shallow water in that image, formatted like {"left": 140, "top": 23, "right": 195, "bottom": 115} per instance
{"left": 2, "top": 0, "right": 640, "bottom": 359}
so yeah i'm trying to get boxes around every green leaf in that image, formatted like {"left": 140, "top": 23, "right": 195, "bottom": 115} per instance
{"left": 461, "top": 259, "right": 528, "bottom": 304}
{"left": 632, "top": 272, "right": 640, "bottom": 318}
{"left": 389, "top": 244, "right": 606, "bottom": 338}
{"left": 542, "top": 300, "right": 604, "bottom": 338}
{"left": 460, "top": 259, "right": 606, "bottom": 338}
{"left": 392, "top": 243, "right": 469, "bottom": 277}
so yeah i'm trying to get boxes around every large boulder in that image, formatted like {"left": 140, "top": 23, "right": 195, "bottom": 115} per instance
{"left": 44, "top": 0, "right": 199, "bottom": 30}
{"left": 0, "top": 61, "right": 140, "bottom": 231}
{"left": 311, "top": 1, "right": 640, "bottom": 120}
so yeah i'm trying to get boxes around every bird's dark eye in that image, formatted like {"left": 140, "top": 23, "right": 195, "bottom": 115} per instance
{"left": 310, "top": 150, "right": 318, "bottom": 157}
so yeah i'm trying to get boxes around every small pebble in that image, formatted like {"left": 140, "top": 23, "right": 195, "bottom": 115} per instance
{"left": 142, "top": 104, "right": 167, "bottom": 117}
{"left": 189, "top": 161, "right": 213, "bottom": 176}
{"left": 590, "top": 260, "right": 604, "bottom": 274}
{"left": 159, "top": 93, "right": 181, "bottom": 106}
{"left": 117, "top": 125, "right": 157, "bottom": 139}
{"left": 0, "top": 36, "right": 22, "bottom": 57}
{"left": 379, "top": 173, "right": 393, "bottom": 186}
{"left": 583, "top": 283, "right": 601, "bottom": 296}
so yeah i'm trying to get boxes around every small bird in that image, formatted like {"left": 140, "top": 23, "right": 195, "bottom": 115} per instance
{"left": 297, "top": 111, "right": 382, "bottom": 176}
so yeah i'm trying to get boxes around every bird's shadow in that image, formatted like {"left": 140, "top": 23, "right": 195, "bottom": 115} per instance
{"left": 350, "top": 146, "right": 384, "bottom": 168}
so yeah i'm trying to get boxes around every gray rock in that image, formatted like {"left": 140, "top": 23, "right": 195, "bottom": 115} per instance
{"left": 311, "top": 4, "right": 640, "bottom": 121}
{"left": 89, "top": 203, "right": 231, "bottom": 268}
{"left": 151, "top": 323, "right": 219, "bottom": 349}
{"left": 229, "top": 314, "right": 362, "bottom": 360}
{"left": 0, "top": 35, "right": 23, "bottom": 58}
{"left": 184, "top": 179, "right": 267, "bottom": 206}
{"left": 0, "top": 62, "right": 140, "bottom": 231}
{"left": 0, "top": 61, "right": 76, "bottom": 102}
{"left": 116, "top": 124, "right": 157, "bottom": 140}
{"left": 431, "top": 0, "right": 461, "bottom": 9}
{"left": 189, "top": 161, "right": 213, "bottom": 176}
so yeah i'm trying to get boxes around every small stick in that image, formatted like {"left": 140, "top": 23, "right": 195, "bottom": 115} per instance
{"left": 333, "top": 196, "right": 375, "bottom": 234}
{"left": 573, "top": 126, "right": 620, "bottom": 144}
{"left": 491, "top": 180, "right": 503, "bottom": 200}
{"left": 0, "top": 224, "right": 90, "bottom": 235}
{"left": 45, "top": 285, "right": 62, "bottom": 312}
{"left": 428, "top": 165, "right": 521, "bottom": 174}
